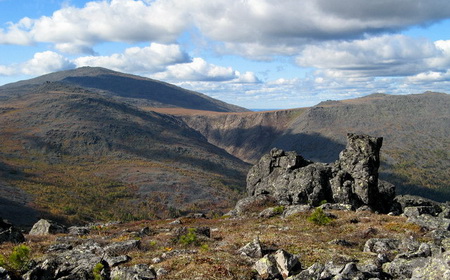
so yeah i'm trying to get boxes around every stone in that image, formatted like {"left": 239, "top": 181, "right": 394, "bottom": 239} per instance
{"left": 23, "top": 241, "right": 103, "bottom": 280}
{"left": 237, "top": 237, "right": 264, "bottom": 258}
{"left": 282, "top": 205, "right": 312, "bottom": 218}
{"left": 68, "top": 226, "right": 90, "bottom": 236}
{"left": 105, "top": 255, "right": 131, "bottom": 267}
{"left": 29, "top": 219, "right": 67, "bottom": 235}
{"left": 259, "top": 206, "right": 284, "bottom": 218}
{"left": 240, "top": 134, "right": 393, "bottom": 214}
{"left": 364, "top": 238, "right": 401, "bottom": 254}
{"left": 0, "top": 218, "right": 25, "bottom": 243}
{"left": 104, "top": 239, "right": 140, "bottom": 256}
{"left": 110, "top": 264, "right": 157, "bottom": 280}
{"left": 254, "top": 249, "right": 301, "bottom": 279}
{"left": 273, "top": 249, "right": 301, "bottom": 278}
{"left": 287, "top": 263, "right": 324, "bottom": 280}
{"left": 0, "top": 266, "right": 13, "bottom": 280}
{"left": 382, "top": 256, "right": 429, "bottom": 279}
{"left": 253, "top": 254, "right": 280, "bottom": 280}
{"left": 226, "top": 195, "right": 276, "bottom": 216}
{"left": 410, "top": 251, "right": 450, "bottom": 280}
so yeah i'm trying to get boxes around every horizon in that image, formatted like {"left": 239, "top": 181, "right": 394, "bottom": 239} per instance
{"left": 1, "top": 1, "right": 450, "bottom": 109}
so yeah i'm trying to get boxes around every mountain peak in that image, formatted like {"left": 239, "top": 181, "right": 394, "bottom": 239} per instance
{"left": 0, "top": 67, "right": 249, "bottom": 112}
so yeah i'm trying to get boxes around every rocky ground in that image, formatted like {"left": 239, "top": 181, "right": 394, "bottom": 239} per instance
{"left": 1, "top": 134, "right": 449, "bottom": 279}
{"left": 1, "top": 196, "right": 450, "bottom": 280}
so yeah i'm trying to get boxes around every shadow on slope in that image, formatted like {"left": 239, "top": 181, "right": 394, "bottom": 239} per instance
{"left": 272, "top": 132, "right": 346, "bottom": 163}
{"left": 64, "top": 75, "right": 235, "bottom": 112}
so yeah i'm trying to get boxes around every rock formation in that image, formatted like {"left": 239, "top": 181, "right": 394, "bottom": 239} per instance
{"left": 28, "top": 219, "right": 67, "bottom": 235}
{"left": 0, "top": 218, "right": 25, "bottom": 244}
{"left": 244, "top": 133, "right": 395, "bottom": 213}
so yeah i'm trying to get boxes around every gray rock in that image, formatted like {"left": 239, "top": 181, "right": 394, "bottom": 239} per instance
{"left": 254, "top": 249, "right": 301, "bottom": 279}
{"left": 364, "top": 238, "right": 401, "bottom": 254}
{"left": 29, "top": 219, "right": 67, "bottom": 235}
{"left": 0, "top": 266, "right": 13, "bottom": 280}
{"left": 410, "top": 251, "right": 450, "bottom": 280}
{"left": 242, "top": 134, "right": 393, "bottom": 213}
{"left": 0, "top": 218, "right": 25, "bottom": 243}
{"left": 68, "top": 226, "right": 90, "bottom": 236}
{"left": 393, "top": 195, "right": 440, "bottom": 213}
{"left": 110, "top": 264, "right": 156, "bottom": 280}
{"left": 259, "top": 206, "right": 284, "bottom": 218}
{"left": 237, "top": 237, "right": 264, "bottom": 258}
{"left": 105, "top": 255, "right": 131, "bottom": 267}
{"left": 226, "top": 195, "right": 276, "bottom": 216}
{"left": 287, "top": 263, "right": 324, "bottom": 280}
{"left": 23, "top": 241, "right": 103, "bottom": 280}
{"left": 282, "top": 205, "right": 312, "bottom": 218}
{"left": 104, "top": 239, "right": 140, "bottom": 256}
{"left": 382, "top": 256, "right": 429, "bottom": 279}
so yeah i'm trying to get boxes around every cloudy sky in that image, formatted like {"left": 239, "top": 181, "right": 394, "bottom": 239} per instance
{"left": 1, "top": 0, "right": 450, "bottom": 109}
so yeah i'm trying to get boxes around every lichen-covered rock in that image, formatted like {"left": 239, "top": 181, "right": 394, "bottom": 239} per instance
{"left": 241, "top": 134, "right": 393, "bottom": 213}
{"left": 28, "top": 219, "right": 67, "bottom": 235}
{"left": 332, "top": 134, "right": 383, "bottom": 208}
{"left": 410, "top": 251, "right": 450, "bottom": 280}
{"left": 254, "top": 249, "right": 301, "bottom": 279}
{"left": 238, "top": 237, "right": 264, "bottom": 258}
{"left": 23, "top": 241, "right": 103, "bottom": 280}
{"left": 104, "top": 239, "right": 140, "bottom": 256}
{"left": 364, "top": 238, "right": 401, "bottom": 254}
{"left": 226, "top": 195, "right": 276, "bottom": 216}
{"left": 110, "top": 264, "right": 156, "bottom": 280}
{"left": 382, "top": 256, "right": 429, "bottom": 279}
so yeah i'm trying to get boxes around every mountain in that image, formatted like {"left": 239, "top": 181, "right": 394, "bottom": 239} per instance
{"left": 0, "top": 66, "right": 248, "bottom": 112}
{"left": 0, "top": 68, "right": 250, "bottom": 226}
{"left": 1, "top": 67, "right": 448, "bottom": 226}
{"left": 180, "top": 92, "right": 450, "bottom": 201}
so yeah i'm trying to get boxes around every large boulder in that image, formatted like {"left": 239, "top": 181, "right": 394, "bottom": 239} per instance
{"left": 243, "top": 133, "right": 394, "bottom": 213}
{"left": 29, "top": 219, "right": 67, "bottom": 235}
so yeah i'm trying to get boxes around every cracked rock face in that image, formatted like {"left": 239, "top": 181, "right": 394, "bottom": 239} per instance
{"left": 244, "top": 133, "right": 394, "bottom": 213}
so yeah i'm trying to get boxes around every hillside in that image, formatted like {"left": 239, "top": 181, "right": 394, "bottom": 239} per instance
{"left": 180, "top": 92, "right": 450, "bottom": 201}
{"left": 0, "top": 72, "right": 250, "bottom": 226}
{"left": 0, "top": 67, "right": 248, "bottom": 113}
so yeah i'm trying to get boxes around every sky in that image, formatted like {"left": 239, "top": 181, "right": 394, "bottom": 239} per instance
{"left": 1, "top": 0, "right": 450, "bottom": 109}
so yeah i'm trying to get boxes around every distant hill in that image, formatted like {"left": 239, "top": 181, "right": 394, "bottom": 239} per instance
{"left": 0, "top": 66, "right": 248, "bottom": 112}
{"left": 181, "top": 92, "right": 450, "bottom": 202}
{"left": 1, "top": 67, "right": 448, "bottom": 226}
{"left": 0, "top": 68, "right": 249, "bottom": 226}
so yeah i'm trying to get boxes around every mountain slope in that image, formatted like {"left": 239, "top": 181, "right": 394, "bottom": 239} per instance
{"left": 0, "top": 67, "right": 248, "bottom": 112}
{"left": 0, "top": 77, "right": 249, "bottom": 226}
{"left": 181, "top": 92, "right": 450, "bottom": 201}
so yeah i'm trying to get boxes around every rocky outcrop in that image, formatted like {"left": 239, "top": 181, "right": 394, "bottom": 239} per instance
{"left": 243, "top": 133, "right": 395, "bottom": 213}
{"left": 0, "top": 218, "right": 25, "bottom": 244}
{"left": 28, "top": 219, "right": 67, "bottom": 236}
{"left": 253, "top": 236, "right": 450, "bottom": 280}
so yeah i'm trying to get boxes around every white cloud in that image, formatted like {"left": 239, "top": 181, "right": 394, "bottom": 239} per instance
{"left": 22, "top": 51, "right": 75, "bottom": 75}
{"left": 2, "top": 0, "right": 450, "bottom": 57}
{"left": 296, "top": 35, "right": 447, "bottom": 77}
{"left": 153, "top": 57, "right": 240, "bottom": 82}
{"left": 1, "top": 0, "right": 189, "bottom": 53}
{"left": 0, "top": 51, "right": 75, "bottom": 76}
{"left": 74, "top": 43, "right": 190, "bottom": 73}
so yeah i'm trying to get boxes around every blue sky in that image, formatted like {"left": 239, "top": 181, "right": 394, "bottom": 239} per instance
{"left": 1, "top": 0, "right": 450, "bottom": 109}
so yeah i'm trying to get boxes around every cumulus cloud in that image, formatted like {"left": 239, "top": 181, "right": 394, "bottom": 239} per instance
{"left": 1, "top": 0, "right": 189, "bottom": 53}
{"left": 0, "top": 51, "right": 75, "bottom": 76}
{"left": 74, "top": 43, "right": 190, "bottom": 73}
{"left": 2, "top": 0, "right": 450, "bottom": 56}
{"left": 152, "top": 57, "right": 259, "bottom": 82}
{"left": 22, "top": 51, "right": 75, "bottom": 75}
{"left": 296, "top": 35, "right": 449, "bottom": 77}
